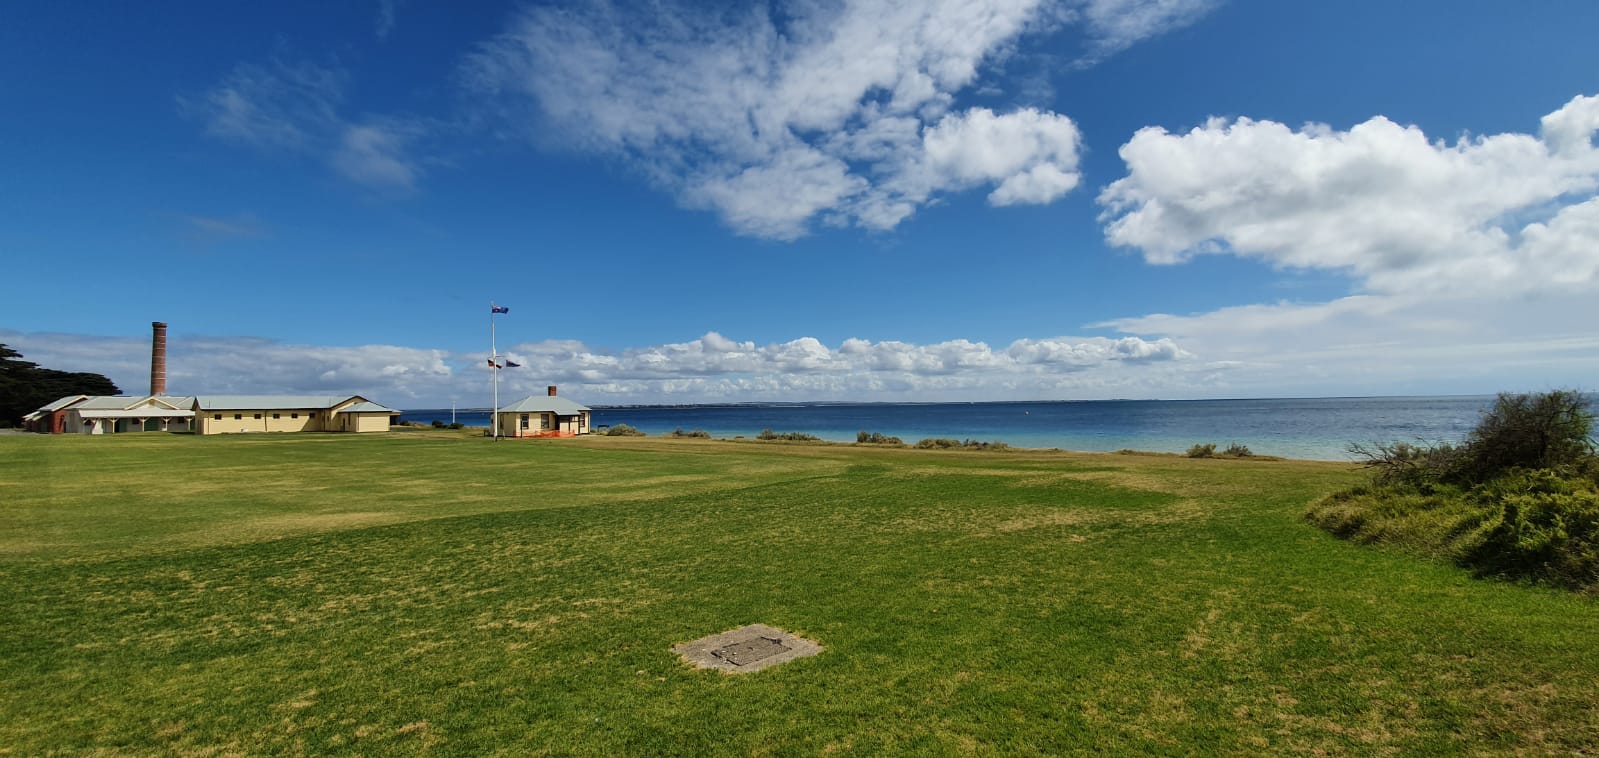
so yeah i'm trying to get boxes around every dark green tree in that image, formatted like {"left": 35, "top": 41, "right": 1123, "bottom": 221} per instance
{"left": 0, "top": 344, "right": 121, "bottom": 427}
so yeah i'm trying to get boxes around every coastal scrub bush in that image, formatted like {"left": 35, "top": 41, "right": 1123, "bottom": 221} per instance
{"left": 431, "top": 420, "right": 447, "bottom": 428}
{"left": 1222, "top": 443, "right": 1254, "bottom": 458}
{"left": 1186, "top": 443, "right": 1216, "bottom": 458}
{"left": 449, "top": 422, "right": 464, "bottom": 430}
{"left": 1347, "top": 440, "right": 1464, "bottom": 487}
{"left": 913, "top": 438, "right": 1010, "bottom": 451}
{"left": 1310, "top": 389, "right": 1599, "bottom": 593}
{"left": 1455, "top": 390, "right": 1595, "bottom": 483}
{"left": 757, "top": 429, "right": 819, "bottom": 442}
{"left": 669, "top": 428, "right": 711, "bottom": 438}
{"left": 604, "top": 424, "right": 646, "bottom": 437}
{"left": 856, "top": 431, "right": 903, "bottom": 445}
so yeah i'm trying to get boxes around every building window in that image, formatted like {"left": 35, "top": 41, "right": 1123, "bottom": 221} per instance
{"left": 541, "top": 414, "right": 552, "bottom": 430}
{"left": 272, "top": 413, "right": 281, "bottom": 420}
{"left": 520, "top": 414, "right": 529, "bottom": 430}
{"left": 309, "top": 412, "right": 317, "bottom": 418}
{"left": 291, "top": 413, "right": 298, "bottom": 419}
{"left": 214, "top": 414, "right": 222, "bottom": 420}
{"left": 234, "top": 414, "right": 242, "bottom": 420}
{"left": 254, "top": 414, "right": 262, "bottom": 420}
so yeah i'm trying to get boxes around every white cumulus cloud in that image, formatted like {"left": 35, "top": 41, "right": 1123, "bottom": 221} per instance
{"left": 1091, "top": 93, "right": 1599, "bottom": 398}
{"left": 1098, "top": 94, "right": 1599, "bottom": 296}
{"left": 3, "top": 328, "right": 1194, "bottom": 406}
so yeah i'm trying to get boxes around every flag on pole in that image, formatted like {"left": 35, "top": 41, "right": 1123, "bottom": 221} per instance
{"left": 486, "top": 358, "right": 498, "bottom": 368}
{"left": 504, "top": 359, "right": 521, "bottom": 367}
{"left": 491, "top": 305, "right": 509, "bottom": 314}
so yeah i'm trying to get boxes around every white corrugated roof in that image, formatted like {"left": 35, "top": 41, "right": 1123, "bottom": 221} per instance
{"left": 498, "top": 395, "right": 590, "bottom": 414}
{"left": 36, "top": 395, "right": 88, "bottom": 413}
{"left": 74, "top": 396, "right": 186, "bottom": 411}
{"left": 77, "top": 408, "right": 194, "bottom": 419}
{"left": 192, "top": 395, "right": 362, "bottom": 411}
{"left": 342, "top": 401, "right": 399, "bottom": 414}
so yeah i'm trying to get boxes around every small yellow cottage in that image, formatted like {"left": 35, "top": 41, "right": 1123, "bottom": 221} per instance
{"left": 495, "top": 387, "right": 590, "bottom": 438}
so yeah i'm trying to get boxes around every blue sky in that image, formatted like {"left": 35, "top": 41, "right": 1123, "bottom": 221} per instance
{"left": 5, "top": 1, "right": 1599, "bottom": 407}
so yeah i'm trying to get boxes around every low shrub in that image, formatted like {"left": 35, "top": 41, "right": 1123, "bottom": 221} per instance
{"left": 1312, "top": 390, "right": 1599, "bottom": 593}
{"left": 856, "top": 431, "right": 903, "bottom": 445}
{"left": 431, "top": 419, "right": 447, "bottom": 429}
{"left": 757, "top": 429, "right": 819, "bottom": 442}
{"left": 1222, "top": 443, "right": 1253, "bottom": 458}
{"left": 1348, "top": 440, "right": 1464, "bottom": 487}
{"left": 604, "top": 424, "right": 646, "bottom": 437}
{"left": 448, "top": 422, "right": 464, "bottom": 430}
{"left": 1460, "top": 470, "right": 1599, "bottom": 588}
{"left": 914, "top": 438, "right": 1011, "bottom": 451}
{"left": 1186, "top": 443, "right": 1216, "bottom": 458}
{"left": 1307, "top": 470, "right": 1599, "bottom": 592}
{"left": 669, "top": 428, "right": 712, "bottom": 438}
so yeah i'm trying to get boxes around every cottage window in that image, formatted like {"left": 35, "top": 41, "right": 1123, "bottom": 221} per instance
{"left": 214, "top": 414, "right": 222, "bottom": 420}
{"left": 520, "top": 414, "right": 529, "bottom": 430}
{"left": 234, "top": 414, "right": 242, "bottom": 420}
{"left": 254, "top": 414, "right": 262, "bottom": 420}
{"left": 291, "top": 413, "right": 299, "bottom": 419}
{"left": 541, "top": 414, "right": 551, "bottom": 430}
{"left": 309, "top": 412, "right": 317, "bottom": 418}
{"left": 272, "top": 413, "right": 281, "bottom": 420}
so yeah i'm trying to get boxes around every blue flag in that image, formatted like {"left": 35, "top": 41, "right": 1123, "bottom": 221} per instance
{"left": 491, "top": 305, "right": 509, "bottom": 314}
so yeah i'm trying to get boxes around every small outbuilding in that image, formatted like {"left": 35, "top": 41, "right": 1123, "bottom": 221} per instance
{"left": 24, "top": 395, "right": 88, "bottom": 434}
{"left": 191, "top": 395, "right": 400, "bottom": 435}
{"left": 496, "top": 386, "right": 590, "bottom": 438}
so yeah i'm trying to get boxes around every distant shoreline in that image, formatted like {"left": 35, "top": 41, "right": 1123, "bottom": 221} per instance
{"left": 408, "top": 392, "right": 1503, "bottom": 414}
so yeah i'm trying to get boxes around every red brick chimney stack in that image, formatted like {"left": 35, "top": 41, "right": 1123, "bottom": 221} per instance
{"left": 548, "top": 385, "right": 557, "bottom": 397}
{"left": 150, "top": 322, "right": 168, "bottom": 396}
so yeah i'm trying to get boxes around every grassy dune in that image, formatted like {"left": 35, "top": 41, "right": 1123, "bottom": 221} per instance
{"left": 2, "top": 432, "right": 1596, "bottom": 754}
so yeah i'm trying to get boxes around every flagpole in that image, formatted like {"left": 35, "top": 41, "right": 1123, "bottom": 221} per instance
{"left": 491, "top": 301, "right": 499, "bottom": 441}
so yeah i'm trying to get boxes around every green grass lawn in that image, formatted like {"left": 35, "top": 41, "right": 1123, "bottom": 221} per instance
{"left": 2, "top": 432, "right": 1596, "bottom": 755}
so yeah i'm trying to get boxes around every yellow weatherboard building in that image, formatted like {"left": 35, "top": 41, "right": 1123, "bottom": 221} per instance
{"left": 190, "top": 395, "right": 400, "bottom": 435}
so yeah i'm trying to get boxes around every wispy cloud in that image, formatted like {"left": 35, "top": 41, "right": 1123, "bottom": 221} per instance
{"left": 376, "top": 0, "right": 400, "bottom": 40}
{"left": 178, "top": 213, "right": 267, "bottom": 247}
{"left": 182, "top": 58, "right": 428, "bottom": 192}
{"left": 464, "top": 0, "right": 1208, "bottom": 240}
{"left": 333, "top": 121, "right": 422, "bottom": 191}
{"left": 1069, "top": 0, "right": 1220, "bottom": 66}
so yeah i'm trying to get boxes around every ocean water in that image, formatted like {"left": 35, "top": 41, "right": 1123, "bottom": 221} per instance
{"left": 401, "top": 395, "right": 1500, "bottom": 461}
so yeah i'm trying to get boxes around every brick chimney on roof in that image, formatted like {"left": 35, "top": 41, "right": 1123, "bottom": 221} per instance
{"left": 150, "top": 322, "right": 168, "bottom": 396}
{"left": 547, "top": 385, "right": 557, "bottom": 397}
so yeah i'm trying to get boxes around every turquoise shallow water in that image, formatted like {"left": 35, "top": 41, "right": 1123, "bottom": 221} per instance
{"left": 403, "top": 395, "right": 1512, "bottom": 461}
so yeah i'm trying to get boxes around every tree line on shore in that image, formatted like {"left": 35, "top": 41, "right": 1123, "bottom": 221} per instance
{"left": 0, "top": 344, "right": 119, "bottom": 427}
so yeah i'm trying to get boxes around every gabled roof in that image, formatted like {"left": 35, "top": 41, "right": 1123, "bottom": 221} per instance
{"left": 193, "top": 395, "right": 366, "bottom": 411}
{"left": 342, "top": 401, "right": 400, "bottom": 414}
{"left": 74, "top": 396, "right": 191, "bottom": 411}
{"left": 76, "top": 408, "right": 194, "bottom": 419}
{"left": 498, "top": 395, "right": 590, "bottom": 414}
{"left": 36, "top": 395, "right": 89, "bottom": 413}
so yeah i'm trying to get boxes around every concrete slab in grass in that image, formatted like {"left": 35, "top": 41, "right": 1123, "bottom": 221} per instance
{"left": 673, "top": 624, "right": 822, "bottom": 674}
